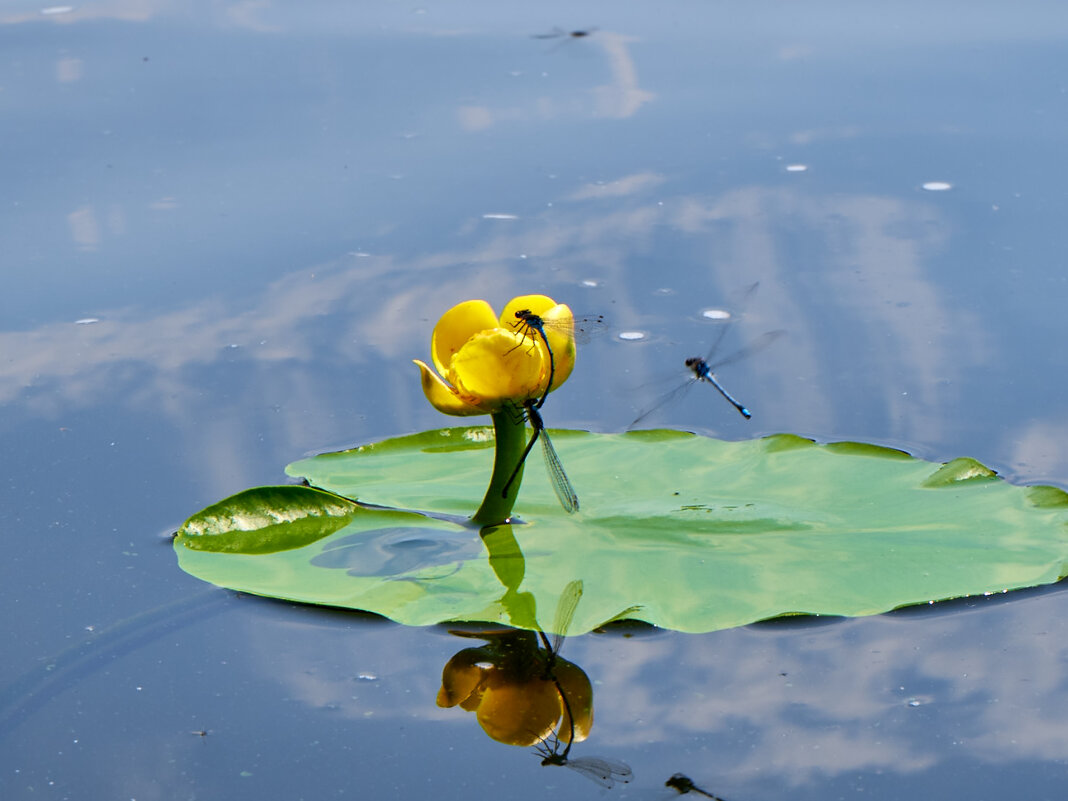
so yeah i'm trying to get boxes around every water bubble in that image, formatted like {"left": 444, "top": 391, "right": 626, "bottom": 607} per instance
{"left": 785, "top": 164, "right": 808, "bottom": 172}
{"left": 618, "top": 331, "right": 647, "bottom": 342}
{"left": 922, "top": 181, "right": 952, "bottom": 192}
{"left": 701, "top": 309, "right": 732, "bottom": 321}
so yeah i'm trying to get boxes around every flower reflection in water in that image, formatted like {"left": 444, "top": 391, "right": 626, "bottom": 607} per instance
{"left": 436, "top": 627, "right": 592, "bottom": 747}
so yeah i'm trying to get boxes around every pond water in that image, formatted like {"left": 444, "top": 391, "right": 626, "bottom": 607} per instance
{"left": 3, "top": 1, "right": 1068, "bottom": 799}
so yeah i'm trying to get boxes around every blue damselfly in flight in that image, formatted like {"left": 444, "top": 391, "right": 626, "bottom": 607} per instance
{"left": 630, "top": 284, "right": 782, "bottom": 427}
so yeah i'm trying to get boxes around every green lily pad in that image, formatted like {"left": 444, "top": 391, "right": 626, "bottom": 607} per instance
{"left": 173, "top": 428, "right": 1068, "bottom": 635}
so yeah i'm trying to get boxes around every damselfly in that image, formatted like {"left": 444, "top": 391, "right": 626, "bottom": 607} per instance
{"left": 630, "top": 285, "right": 781, "bottom": 427}
{"left": 502, "top": 398, "right": 579, "bottom": 513}
{"left": 511, "top": 308, "right": 605, "bottom": 408}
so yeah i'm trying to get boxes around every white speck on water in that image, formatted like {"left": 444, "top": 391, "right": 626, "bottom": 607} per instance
{"left": 355, "top": 673, "right": 378, "bottom": 682}
{"left": 618, "top": 330, "right": 647, "bottom": 341}
{"left": 482, "top": 213, "right": 518, "bottom": 220}
{"left": 581, "top": 279, "right": 599, "bottom": 287}
{"left": 907, "top": 698, "right": 922, "bottom": 707}
{"left": 702, "top": 308, "right": 732, "bottom": 320}
{"left": 41, "top": 5, "right": 74, "bottom": 14}
{"left": 75, "top": 317, "right": 100, "bottom": 325}
{"left": 786, "top": 164, "right": 808, "bottom": 172}
{"left": 922, "top": 181, "right": 952, "bottom": 191}
{"left": 519, "top": 253, "right": 528, "bottom": 259}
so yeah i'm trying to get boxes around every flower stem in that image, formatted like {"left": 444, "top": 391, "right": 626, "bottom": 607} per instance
{"left": 472, "top": 409, "right": 527, "bottom": 526}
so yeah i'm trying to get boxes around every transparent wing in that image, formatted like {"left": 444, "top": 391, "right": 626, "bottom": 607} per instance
{"left": 563, "top": 757, "right": 633, "bottom": 788}
{"left": 628, "top": 374, "right": 699, "bottom": 429}
{"left": 531, "top": 26, "right": 566, "bottom": 39}
{"left": 512, "top": 312, "right": 607, "bottom": 345}
{"left": 708, "top": 329, "right": 785, "bottom": 371}
{"left": 548, "top": 579, "right": 583, "bottom": 652}
{"left": 539, "top": 429, "right": 579, "bottom": 514}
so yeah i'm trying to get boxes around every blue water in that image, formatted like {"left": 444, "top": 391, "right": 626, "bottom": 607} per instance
{"left": 3, "top": 2, "right": 1068, "bottom": 799}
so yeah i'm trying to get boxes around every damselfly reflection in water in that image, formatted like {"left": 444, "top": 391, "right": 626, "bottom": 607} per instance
{"left": 537, "top": 579, "right": 582, "bottom": 675}
{"left": 665, "top": 772, "right": 730, "bottom": 800}
{"left": 534, "top": 734, "right": 633, "bottom": 789}
{"left": 630, "top": 286, "right": 782, "bottom": 427}
{"left": 532, "top": 26, "right": 598, "bottom": 40}
{"left": 502, "top": 398, "right": 579, "bottom": 514}
{"left": 532, "top": 581, "right": 632, "bottom": 789}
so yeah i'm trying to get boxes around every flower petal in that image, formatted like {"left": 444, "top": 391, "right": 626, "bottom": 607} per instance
{"left": 431, "top": 300, "right": 499, "bottom": 377}
{"left": 413, "top": 359, "right": 491, "bottom": 416}
{"left": 476, "top": 673, "right": 562, "bottom": 746}
{"left": 448, "top": 330, "right": 547, "bottom": 409}
{"left": 553, "top": 658, "right": 593, "bottom": 743}
{"left": 436, "top": 647, "right": 491, "bottom": 708}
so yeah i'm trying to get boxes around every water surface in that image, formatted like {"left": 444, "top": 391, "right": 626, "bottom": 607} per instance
{"left": 3, "top": 2, "right": 1067, "bottom": 799}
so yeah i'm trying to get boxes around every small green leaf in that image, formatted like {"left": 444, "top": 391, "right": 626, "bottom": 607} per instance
{"left": 921, "top": 457, "right": 998, "bottom": 487}
{"left": 1027, "top": 485, "right": 1068, "bottom": 508}
{"left": 177, "top": 486, "right": 359, "bottom": 554}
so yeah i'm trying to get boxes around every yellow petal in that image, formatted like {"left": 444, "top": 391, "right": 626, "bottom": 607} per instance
{"left": 413, "top": 359, "right": 490, "bottom": 416}
{"left": 475, "top": 674, "right": 563, "bottom": 746}
{"left": 448, "top": 330, "right": 547, "bottom": 409}
{"left": 553, "top": 658, "right": 593, "bottom": 743}
{"left": 437, "top": 648, "right": 490, "bottom": 708}
{"left": 431, "top": 300, "right": 499, "bottom": 377}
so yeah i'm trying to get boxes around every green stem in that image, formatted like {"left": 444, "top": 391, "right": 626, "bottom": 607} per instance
{"left": 472, "top": 409, "right": 528, "bottom": 526}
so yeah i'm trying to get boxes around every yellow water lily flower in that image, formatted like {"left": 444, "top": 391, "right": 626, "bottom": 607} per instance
{"left": 414, "top": 296, "right": 575, "bottom": 416}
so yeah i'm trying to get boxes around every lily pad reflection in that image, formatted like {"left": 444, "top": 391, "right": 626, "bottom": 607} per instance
{"left": 312, "top": 526, "right": 482, "bottom": 577}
